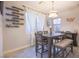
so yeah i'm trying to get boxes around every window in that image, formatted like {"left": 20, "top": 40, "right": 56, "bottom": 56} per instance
{"left": 53, "top": 18, "right": 61, "bottom": 32}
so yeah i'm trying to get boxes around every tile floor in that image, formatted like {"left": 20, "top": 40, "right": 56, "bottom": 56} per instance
{"left": 4, "top": 46, "right": 79, "bottom": 58}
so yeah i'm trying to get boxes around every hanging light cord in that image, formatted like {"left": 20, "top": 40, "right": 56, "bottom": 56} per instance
{"left": 52, "top": 1, "right": 54, "bottom": 11}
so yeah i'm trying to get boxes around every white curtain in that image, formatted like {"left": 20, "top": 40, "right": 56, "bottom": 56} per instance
{"left": 25, "top": 9, "right": 45, "bottom": 47}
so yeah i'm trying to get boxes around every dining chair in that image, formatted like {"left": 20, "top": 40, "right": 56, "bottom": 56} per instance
{"left": 53, "top": 39, "right": 73, "bottom": 58}
{"left": 64, "top": 32, "right": 78, "bottom": 46}
{"left": 35, "top": 32, "right": 48, "bottom": 58}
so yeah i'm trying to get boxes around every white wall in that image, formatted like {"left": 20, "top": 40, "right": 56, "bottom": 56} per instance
{"left": 3, "top": 1, "right": 27, "bottom": 54}
{"left": 0, "top": 12, "right": 3, "bottom": 57}
{"left": 59, "top": 6, "right": 79, "bottom": 45}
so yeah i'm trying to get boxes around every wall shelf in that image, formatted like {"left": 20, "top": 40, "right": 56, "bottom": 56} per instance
{"left": 12, "top": 22, "right": 24, "bottom": 25}
{"left": 5, "top": 6, "right": 24, "bottom": 28}
{"left": 6, "top": 19, "right": 19, "bottom": 22}
{"left": 6, "top": 13, "right": 19, "bottom": 17}
{"left": 6, "top": 7, "right": 19, "bottom": 12}
{"left": 6, "top": 24, "right": 19, "bottom": 28}
{"left": 12, "top": 6, "right": 24, "bottom": 11}
{"left": 12, "top": 12, "right": 24, "bottom": 16}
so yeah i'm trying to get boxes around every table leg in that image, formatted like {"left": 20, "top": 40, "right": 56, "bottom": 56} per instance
{"left": 48, "top": 37, "right": 52, "bottom": 58}
{"left": 53, "top": 45, "right": 55, "bottom": 58}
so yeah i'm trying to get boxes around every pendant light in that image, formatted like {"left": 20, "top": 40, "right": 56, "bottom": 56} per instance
{"left": 49, "top": 1, "right": 58, "bottom": 18}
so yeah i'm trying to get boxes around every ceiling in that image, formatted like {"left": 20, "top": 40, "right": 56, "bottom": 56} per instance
{"left": 17, "top": 1, "right": 79, "bottom": 14}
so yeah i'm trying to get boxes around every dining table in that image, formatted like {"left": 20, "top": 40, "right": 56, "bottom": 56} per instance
{"left": 42, "top": 32, "right": 65, "bottom": 58}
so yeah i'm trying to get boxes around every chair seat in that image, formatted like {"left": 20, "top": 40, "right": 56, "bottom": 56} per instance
{"left": 54, "top": 39, "right": 73, "bottom": 48}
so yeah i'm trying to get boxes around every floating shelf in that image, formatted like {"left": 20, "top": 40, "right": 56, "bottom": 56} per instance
{"left": 6, "top": 7, "right": 19, "bottom": 12}
{"left": 12, "top": 17, "right": 24, "bottom": 20}
{"left": 5, "top": 6, "right": 24, "bottom": 28}
{"left": 6, "top": 24, "right": 19, "bottom": 28}
{"left": 12, "top": 12, "right": 24, "bottom": 16}
{"left": 12, "top": 22, "right": 24, "bottom": 25}
{"left": 6, "top": 19, "right": 19, "bottom": 22}
{"left": 6, "top": 13, "right": 19, "bottom": 17}
{"left": 12, "top": 6, "right": 24, "bottom": 11}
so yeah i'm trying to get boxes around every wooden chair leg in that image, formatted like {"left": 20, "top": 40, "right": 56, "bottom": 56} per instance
{"left": 35, "top": 41, "right": 38, "bottom": 56}
{"left": 41, "top": 44, "right": 43, "bottom": 58}
{"left": 35, "top": 44, "right": 38, "bottom": 56}
{"left": 41, "top": 53, "right": 43, "bottom": 58}
{"left": 62, "top": 50, "right": 64, "bottom": 58}
{"left": 36, "top": 46, "right": 38, "bottom": 56}
{"left": 71, "top": 43, "right": 73, "bottom": 53}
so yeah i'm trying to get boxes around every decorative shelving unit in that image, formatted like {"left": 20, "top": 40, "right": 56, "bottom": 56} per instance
{"left": 5, "top": 6, "right": 24, "bottom": 28}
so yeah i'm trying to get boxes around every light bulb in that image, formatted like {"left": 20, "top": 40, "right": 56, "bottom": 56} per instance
{"left": 49, "top": 12, "right": 58, "bottom": 18}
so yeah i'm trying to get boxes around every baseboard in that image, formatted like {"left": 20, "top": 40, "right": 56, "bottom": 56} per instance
{"left": 3, "top": 44, "right": 30, "bottom": 56}
{"left": 3, "top": 42, "right": 35, "bottom": 57}
{"left": 0, "top": 53, "right": 3, "bottom": 58}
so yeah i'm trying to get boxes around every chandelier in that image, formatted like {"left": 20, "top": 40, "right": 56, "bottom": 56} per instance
{"left": 49, "top": 1, "right": 58, "bottom": 18}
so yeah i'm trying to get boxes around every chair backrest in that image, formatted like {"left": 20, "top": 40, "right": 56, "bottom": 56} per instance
{"left": 43, "top": 31, "right": 48, "bottom": 34}
{"left": 35, "top": 31, "right": 48, "bottom": 42}
{"left": 35, "top": 31, "right": 48, "bottom": 34}
{"left": 36, "top": 31, "right": 43, "bottom": 35}
{"left": 35, "top": 33, "right": 43, "bottom": 41}
{"left": 64, "top": 31, "right": 77, "bottom": 39}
